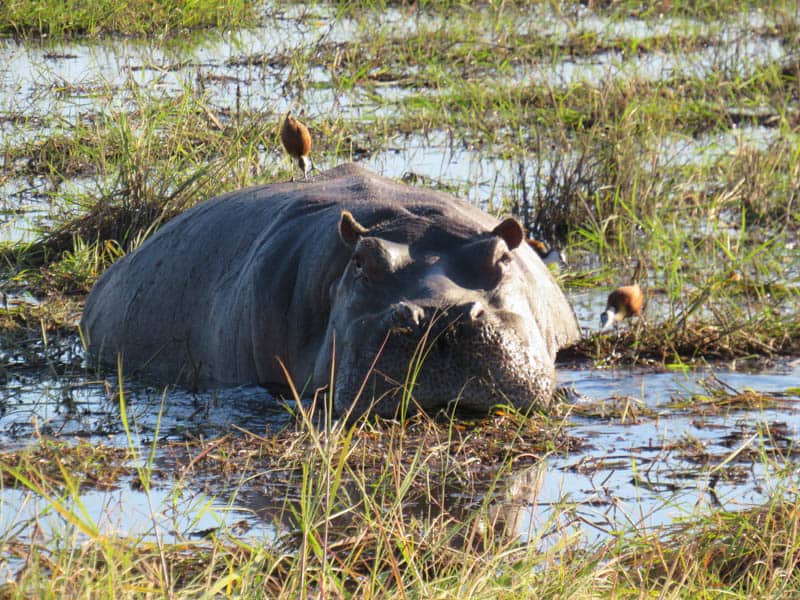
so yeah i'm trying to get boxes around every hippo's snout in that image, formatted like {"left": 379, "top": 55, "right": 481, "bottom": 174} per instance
{"left": 338, "top": 297, "right": 552, "bottom": 417}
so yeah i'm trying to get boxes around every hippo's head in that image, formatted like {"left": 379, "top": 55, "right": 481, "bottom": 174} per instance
{"left": 313, "top": 209, "right": 578, "bottom": 418}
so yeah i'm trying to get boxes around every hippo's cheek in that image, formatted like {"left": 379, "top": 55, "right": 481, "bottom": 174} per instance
{"left": 325, "top": 313, "right": 393, "bottom": 402}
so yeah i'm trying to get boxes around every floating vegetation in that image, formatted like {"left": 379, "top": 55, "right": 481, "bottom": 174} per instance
{"left": 561, "top": 392, "right": 655, "bottom": 422}
{"left": 664, "top": 374, "right": 795, "bottom": 414}
{"left": 0, "top": 438, "right": 132, "bottom": 490}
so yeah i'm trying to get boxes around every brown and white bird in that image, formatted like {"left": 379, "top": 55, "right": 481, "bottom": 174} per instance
{"left": 281, "top": 110, "right": 312, "bottom": 180}
{"left": 600, "top": 284, "right": 643, "bottom": 331}
{"left": 527, "top": 239, "right": 568, "bottom": 268}
{"left": 600, "top": 261, "right": 644, "bottom": 331}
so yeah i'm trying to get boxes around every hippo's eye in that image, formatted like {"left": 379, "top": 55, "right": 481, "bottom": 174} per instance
{"left": 350, "top": 239, "right": 392, "bottom": 284}
{"left": 352, "top": 254, "right": 369, "bottom": 282}
{"left": 497, "top": 252, "right": 512, "bottom": 268}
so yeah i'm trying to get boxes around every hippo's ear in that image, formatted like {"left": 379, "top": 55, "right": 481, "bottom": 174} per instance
{"left": 492, "top": 218, "right": 523, "bottom": 250}
{"left": 339, "top": 210, "right": 369, "bottom": 248}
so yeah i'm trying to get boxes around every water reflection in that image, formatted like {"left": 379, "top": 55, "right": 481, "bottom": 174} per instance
{"left": 0, "top": 375, "right": 290, "bottom": 450}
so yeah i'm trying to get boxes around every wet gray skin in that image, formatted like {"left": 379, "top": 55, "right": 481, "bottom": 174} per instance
{"left": 81, "top": 163, "right": 580, "bottom": 418}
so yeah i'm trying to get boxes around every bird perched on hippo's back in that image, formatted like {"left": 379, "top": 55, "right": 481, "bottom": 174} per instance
{"left": 280, "top": 110, "right": 312, "bottom": 180}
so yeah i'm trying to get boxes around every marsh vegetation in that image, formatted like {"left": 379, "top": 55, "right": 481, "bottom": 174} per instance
{"left": 0, "top": 0, "right": 799, "bottom": 597}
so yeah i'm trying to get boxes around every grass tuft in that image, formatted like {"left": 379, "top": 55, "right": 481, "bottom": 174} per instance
{"left": 0, "top": 0, "right": 257, "bottom": 38}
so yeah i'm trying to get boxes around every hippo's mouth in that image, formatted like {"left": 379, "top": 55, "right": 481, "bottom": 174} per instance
{"left": 333, "top": 310, "right": 555, "bottom": 418}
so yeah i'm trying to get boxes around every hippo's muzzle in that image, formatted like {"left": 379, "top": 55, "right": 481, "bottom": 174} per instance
{"left": 333, "top": 300, "right": 554, "bottom": 419}
{"left": 389, "top": 299, "right": 487, "bottom": 335}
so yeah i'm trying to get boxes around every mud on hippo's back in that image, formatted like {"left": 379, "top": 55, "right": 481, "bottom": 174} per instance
{"left": 81, "top": 163, "right": 580, "bottom": 417}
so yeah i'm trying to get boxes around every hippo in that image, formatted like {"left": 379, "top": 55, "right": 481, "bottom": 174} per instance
{"left": 81, "top": 163, "right": 580, "bottom": 417}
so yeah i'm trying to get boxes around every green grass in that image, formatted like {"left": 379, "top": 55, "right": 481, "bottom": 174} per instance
{"left": 0, "top": 0, "right": 257, "bottom": 37}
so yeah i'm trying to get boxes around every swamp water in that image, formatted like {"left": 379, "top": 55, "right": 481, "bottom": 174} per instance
{"left": 1, "top": 359, "right": 799, "bottom": 554}
{"left": 1, "top": 1, "right": 799, "bottom": 582}
{"left": 1, "top": 6, "right": 794, "bottom": 240}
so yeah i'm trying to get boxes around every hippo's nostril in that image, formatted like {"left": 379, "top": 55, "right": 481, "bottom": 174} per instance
{"left": 391, "top": 301, "right": 424, "bottom": 328}
{"left": 467, "top": 301, "right": 486, "bottom": 322}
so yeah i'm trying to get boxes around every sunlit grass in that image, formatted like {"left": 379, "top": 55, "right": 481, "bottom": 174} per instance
{"left": 1, "top": 376, "right": 799, "bottom": 597}
{"left": 0, "top": 0, "right": 257, "bottom": 37}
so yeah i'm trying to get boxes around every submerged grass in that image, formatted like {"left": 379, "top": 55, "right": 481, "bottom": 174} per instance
{"left": 664, "top": 373, "right": 796, "bottom": 414}
{"left": 0, "top": 438, "right": 132, "bottom": 490}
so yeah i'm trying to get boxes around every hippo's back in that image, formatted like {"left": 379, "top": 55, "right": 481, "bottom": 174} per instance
{"left": 81, "top": 164, "right": 506, "bottom": 384}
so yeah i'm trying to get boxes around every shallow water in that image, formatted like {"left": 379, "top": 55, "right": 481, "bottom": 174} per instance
{"left": 1, "top": 346, "right": 798, "bottom": 556}
{"left": 0, "top": 377, "right": 284, "bottom": 449}
{"left": 536, "top": 363, "right": 800, "bottom": 545}
{"left": 1, "top": 4, "right": 794, "bottom": 242}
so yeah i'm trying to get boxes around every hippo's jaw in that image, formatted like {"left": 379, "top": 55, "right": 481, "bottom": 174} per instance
{"left": 329, "top": 303, "right": 556, "bottom": 419}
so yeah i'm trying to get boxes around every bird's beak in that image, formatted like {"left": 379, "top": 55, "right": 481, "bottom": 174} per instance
{"left": 299, "top": 157, "right": 310, "bottom": 179}
{"left": 599, "top": 309, "right": 616, "bottom": 331}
